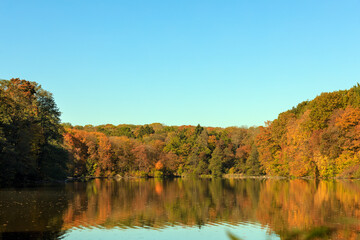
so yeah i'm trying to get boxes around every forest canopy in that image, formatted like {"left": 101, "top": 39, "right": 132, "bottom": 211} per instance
{"left": 1, "top": 78, "right": 360, "bottom": 184}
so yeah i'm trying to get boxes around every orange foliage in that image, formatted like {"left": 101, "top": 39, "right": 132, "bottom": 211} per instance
{"left": 155, "top": 160, "right": 164, "bottom": 170}
{"left": 336, "top": 106, "right": 360, "bottom": 130}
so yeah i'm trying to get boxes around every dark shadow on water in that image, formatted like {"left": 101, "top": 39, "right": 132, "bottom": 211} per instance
{"left": 0, "top": 231, "right": 66, "bottom": 240}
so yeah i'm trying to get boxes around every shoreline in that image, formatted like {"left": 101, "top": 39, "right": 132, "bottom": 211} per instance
{"left": 2, "top": 175, "right": 359, "bottom": 187}
{"left": 66, "top": 174, "right": 360, "bottom": 182}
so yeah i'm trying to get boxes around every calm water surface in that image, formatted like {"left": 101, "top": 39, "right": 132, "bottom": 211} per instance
{"left": 1, "top": 178, "right": 360, "bottom": 239}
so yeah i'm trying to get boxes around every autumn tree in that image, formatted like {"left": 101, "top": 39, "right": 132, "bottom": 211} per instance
{"left": 0, "top": 78, "right": 66, "bottom": 184}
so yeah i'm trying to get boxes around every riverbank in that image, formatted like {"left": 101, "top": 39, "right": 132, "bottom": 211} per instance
{"left": 65, "top": 174, "right": 360, "bottom": 182}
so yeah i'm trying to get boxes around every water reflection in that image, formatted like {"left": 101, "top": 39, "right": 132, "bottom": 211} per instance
{"left": 62, "top": 179, "right": 261, "bottom": 229}
{"left": 1, "top": 179, "right": 360, "bottom": 239}
{"left": 0, "top": 186, "right": 69, "bottom": 239}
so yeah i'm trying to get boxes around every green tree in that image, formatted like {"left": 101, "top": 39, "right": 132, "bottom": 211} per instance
{"left": 209, "top": 145, "right": 223, "bottom": 177}
{"left": 246, "top": 145, "right": 261, "bottom": 175}
{"left": 0, "top": 78, "right": 66, "bottom": 184}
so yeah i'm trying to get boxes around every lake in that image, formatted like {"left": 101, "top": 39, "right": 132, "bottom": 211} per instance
{"left": 0, "top": 178, "right": 360, "bottom": 240}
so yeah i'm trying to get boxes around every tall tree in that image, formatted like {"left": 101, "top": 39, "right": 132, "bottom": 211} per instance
{"left": 209, "top": 145, "right": 224, "bottom": 177}
{"left": 0, "top": 78, "right": 66, "bottom": 184}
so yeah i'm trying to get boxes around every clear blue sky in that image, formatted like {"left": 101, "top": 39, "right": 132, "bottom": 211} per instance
{"left": 1, "top": 0, "right": 359, "bottom": 127}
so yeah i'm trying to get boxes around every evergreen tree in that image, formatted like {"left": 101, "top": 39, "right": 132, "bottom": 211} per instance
{"left": 209, "top": 145, "right": 223, "bottom": 177}
{"left": 246, "top": 145, "right": 261, "bottom": 175}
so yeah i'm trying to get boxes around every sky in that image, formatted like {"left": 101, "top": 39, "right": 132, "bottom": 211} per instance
{"left": 1, "top": 0, "right": 360, "bottom": 128}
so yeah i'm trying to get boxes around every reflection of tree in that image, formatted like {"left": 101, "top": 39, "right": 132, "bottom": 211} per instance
{"left": 62, "top": 178, "right": 261, "bottom": 229}
{"left": 0, "top": 185, "right": 70, "bottom": 239}
{"left": 62, "top": 179, "right": 360, "bottom": 239}
{"left": 256, "top": 179, "right": 360, "bottom": 239}
{"left": 2, "top": 179, "right": 360, "bottom": 239}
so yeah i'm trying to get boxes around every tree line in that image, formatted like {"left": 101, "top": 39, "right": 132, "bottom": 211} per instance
{"left": 63, "top": 122, "right": 261, "bottom": 178}
{"left": 1, "top": 78, "right": 360, "bottom": 184}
